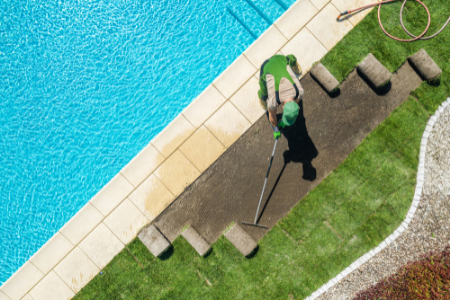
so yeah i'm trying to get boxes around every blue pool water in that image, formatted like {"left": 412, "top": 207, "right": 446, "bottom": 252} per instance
{"left": 0, "top": 0, "right": 296, "bottom": 284}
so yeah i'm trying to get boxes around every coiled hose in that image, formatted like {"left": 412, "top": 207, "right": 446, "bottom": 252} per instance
{"left": 337, "top": 0, "right": 450, "bottom": 42}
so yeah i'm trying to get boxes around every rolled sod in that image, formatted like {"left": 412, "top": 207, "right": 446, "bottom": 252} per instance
{"left": 181, "top": 226, "right": 211, "bottom": 257}
{"left": 357, "top": 53, "right": 392, "bottom": 89}
{"left": 310, "top": 62, "right": 340, "bottom": 93}
{"left": 408, "top": 49, "right": 442, "bottom": 81}
{"left": 224, "top": 224, "right": 257, "bottom": 256}
{"left": 138, "top": 225, "right": 171, "bottom": 257}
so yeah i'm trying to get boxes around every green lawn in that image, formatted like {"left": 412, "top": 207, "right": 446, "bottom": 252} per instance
{"left": 75, "top": 1, "right": 449, "bottom": 299}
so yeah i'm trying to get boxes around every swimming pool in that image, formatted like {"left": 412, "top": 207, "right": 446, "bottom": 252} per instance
{"left": 0, "top": 0, "right": 296, "bottom": 284}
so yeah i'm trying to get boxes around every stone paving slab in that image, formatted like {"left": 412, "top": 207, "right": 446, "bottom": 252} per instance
{"left": 154, "top": 150, "right": 200, "bottom": 197}
{"left": 244, "top": 25, "right": 288, "bottom": 68}
{"left": 274, "top": 0, "right": 318, "bottom": 40}
{"left": 182, "top": 226, "right": 211, "bottom": 257}
{"left": 29, "top": 271, "right": 74, "bottom": 300}
{"left": 182, "top": 85, "right": 226, "bottom": 129}
{"left": 224, "top": 224, "right": 258, "bottom": 257}
{"left": 90, "top": 173, "right": 134, "bottom": 216}
{"left": 78, "top": 223, "right": 124, "bottom": 269}
{"left": 306, "top": 3, "right": 353, "bottom": 50}
{"left": 128, "top": 174, "right": 175, "bottom": 221}
{"left": 213, "top": 55, "right": 257, "bottom": 99}
{"left": 204, "top": 101, "right": 252, "bottom": 148}
{"left": 0, "top": 291, "right": 10, "bottom": 300}
{"left": 229, "top": 77, "right": 266, "bottom": 124}
{"left": 179, "top": 125, "right": 226, "bottom": 172}
{"left": 104, "top": 199, "right": 149, "bottom": 244}
{"left": 310, "top": 0, "right": 330, "bottom": 10}
{"left": 138, "top": 225, "right": 171, "bottom": 258}
{"left": 120, "top": 143, "right": 165, "bottom": 188}
{"left": 151, "top": 114, "right": 195, "bottom": 158}
{"left": 59, "top": 202, "right": 104, "bottom": 246}
{"left": 280, "top": 28, "right": 328, "bottom": 75}
{"left": 54, "top": 247, "right": 100, "bottom": 293}
{"left": 29, "top": 232, "right": 74, "bottom": 276}
{"left": 0, "top": 262, "right": 43, "bottom": 300}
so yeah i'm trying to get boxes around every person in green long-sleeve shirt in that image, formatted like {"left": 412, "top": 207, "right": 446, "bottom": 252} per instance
{"left": 258, "top": 54, "right": 304, "bottom": 139}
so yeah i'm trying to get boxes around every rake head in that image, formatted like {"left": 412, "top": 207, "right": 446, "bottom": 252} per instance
{"left": 241, "top": 221, "right": 268, "bottom": 229}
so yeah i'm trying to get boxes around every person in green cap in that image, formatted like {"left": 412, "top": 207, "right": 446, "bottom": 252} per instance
{"left": 258, "top": 54, "right": 304, "bottom": 140}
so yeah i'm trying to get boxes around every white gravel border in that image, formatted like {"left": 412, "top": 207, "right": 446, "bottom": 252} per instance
{"left": 304, "top": 97, "right": 450, "bottom": 300}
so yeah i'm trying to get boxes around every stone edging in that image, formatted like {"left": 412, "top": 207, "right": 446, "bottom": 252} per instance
{"left": 0, "top": 1, "right": 374, "bottom": 299}
{"left": 304, "top": 97, "right": 450, "bottom": 300}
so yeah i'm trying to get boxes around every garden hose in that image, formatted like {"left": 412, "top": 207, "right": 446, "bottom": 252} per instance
{"left": 337, "top": 0, "right": 450, "bottom": 42}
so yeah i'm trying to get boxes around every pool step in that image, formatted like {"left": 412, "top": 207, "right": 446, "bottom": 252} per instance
{"left": 138, "top": 225, "right": 170, "bottom": 258}
{"left": 181, "top": 226, "right": 211, "bottom": 257}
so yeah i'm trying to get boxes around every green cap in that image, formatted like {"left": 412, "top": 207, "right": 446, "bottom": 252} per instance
{"left": 282, "top": 101, "right": 299, "bottom": 126}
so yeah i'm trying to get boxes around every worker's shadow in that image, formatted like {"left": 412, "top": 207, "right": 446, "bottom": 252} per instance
{"left": 258, "top": 100, "right": 318, "bottom": 222}
{"left": 280, "top": 100, "right": 318, "bottom": 181}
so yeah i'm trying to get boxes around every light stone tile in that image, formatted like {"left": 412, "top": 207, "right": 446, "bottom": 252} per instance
{"left": 120, "top": 143, "right": 165, "bottom": 188}
{"left": 0, "top": 291, "right": 11, "bottom": 300}
{"left": 213, "top": 55, "right": 257, "bottom": 99}
{"left": 54, "top": 247, "right": 99, "bottom": 293}
{"left": 128, "top": 174, "right": 175, "bottom": 221}
{"left": 90, "top": 173, "right": 134, "bottom": 216}
{"left": 20, "top": 295, "right": 33, "bottom": 300}
{"left": 29, "top": 271, "right": 74, "bottom": 300}
{"left": 154, "top": 150, "right": 201, "bottom": 197}
{"left": 310, "top": 0, "right": 330, "bottom": 10}
{"left": 332, "top": 0, "right": 380, "bottom": 26}
{"left": 59, "top": 203, "right": 103, "bottom": 246}
{"left": 204, "top": 101, "right": 252, "bottom": 148}
{"left": 78, "top": 223, "right": 124, "bottom": 270}
{"left": 179, "top": 126, "right": 226, "bottom": 172}
{"left": 182, "top": 85, "right": 227, "bottom": 128}
{"left": 275, "top": 0, "right": 319, "bottom": 40}
{"left": 306, "top": 3, "right": 353, "bottom": 50}
{"left": 280, "top": 28, "right": 328, "bottom": 74}
{"left": 244, "top": 25, "right": 288, "bottom": 69}
{"left": 151, "top": 115, "right": 195, "bottom": 158}
{"left": 104, "top": 199, "right": 150, "bottom": 244}
{"left": 230, "top": 76, "right": 266, "bottom": 124}
{"left": 0, "top": 262, "right": 43, "bottom": 300}
{"left": 30, "top": 232, "right": 74, "bottom": 275}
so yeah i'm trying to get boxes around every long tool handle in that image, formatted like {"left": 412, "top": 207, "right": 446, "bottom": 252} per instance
{"left": 254, "top": 138, "right": 278, "bottom": 224}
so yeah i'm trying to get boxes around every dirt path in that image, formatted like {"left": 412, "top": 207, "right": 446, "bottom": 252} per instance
{"left": 153, "top": 62, "right": 422, "bottom": 244}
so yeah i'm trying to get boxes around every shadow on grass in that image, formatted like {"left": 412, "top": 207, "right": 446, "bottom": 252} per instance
{"left": 245, "top": 245, "right": 259, "bottom": 259}
{"left": 357, "top": 68, "right": 392, "bottom": 95}
{"left": 159, "top": 245, "right": 174, "bottom": 261}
